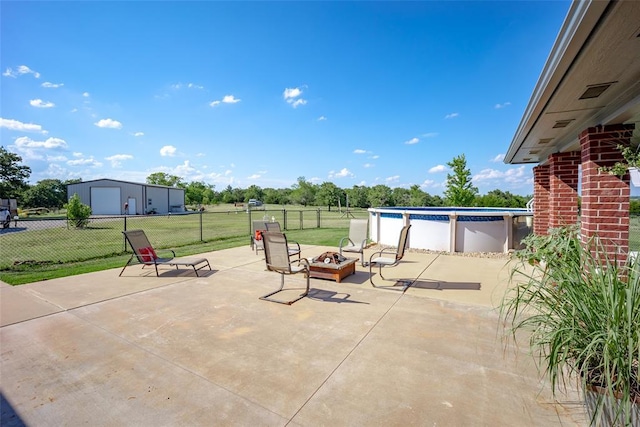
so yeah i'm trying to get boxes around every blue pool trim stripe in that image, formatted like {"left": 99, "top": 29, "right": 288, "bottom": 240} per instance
{"left": 458, "top": 215, "right": 504, "bottom": 222}
{"left": 410, "top": 214, "right": 450, "bottom": 222}
{"left": 380, "top": 212, "right": 403, "bottom": 219}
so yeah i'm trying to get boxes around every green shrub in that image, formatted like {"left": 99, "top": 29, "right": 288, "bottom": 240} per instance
{"left": 64, "top": 193, "right": 91, "bottom": 228}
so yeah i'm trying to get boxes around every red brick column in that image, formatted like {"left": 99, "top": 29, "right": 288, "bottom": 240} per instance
{"left": 549, "top": 151, "right": 580, "bottom": 228}
{"left": 533, "top": 165, "right": 550, "bottom": 235}
{"left": 580, "top": 124, "right": 635, "bottom": 263}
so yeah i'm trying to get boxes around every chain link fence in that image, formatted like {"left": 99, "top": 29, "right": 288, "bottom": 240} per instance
{"left": 0, "top": 208, "right": 368, "bottom": 273}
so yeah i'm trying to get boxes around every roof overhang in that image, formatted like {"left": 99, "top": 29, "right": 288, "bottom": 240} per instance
{"left": 505, "top": 0, "right": 640, "bottom": 165}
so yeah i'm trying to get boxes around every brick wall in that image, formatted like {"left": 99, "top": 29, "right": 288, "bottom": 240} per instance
{"left": 580, "top": 124, "right": 635, "bottom": 263}
{"left": 533, "top": 165, "right": 550, "bottom": 235}
{"left": 549, "top": 151, "right": 580, "bottom": 229}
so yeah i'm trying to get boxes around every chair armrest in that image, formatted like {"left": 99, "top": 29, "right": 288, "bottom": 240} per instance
{"left": 339, "top": 237, "right": 353, "bottom": 249}
{"left": 294, "top": 257, "right": 310, "bottom": 270}
{"left": 288, "top": 241, "right": 301, "bottom": 251}
{"left": 368, "top": 247, "right": 396, "bottom": 262}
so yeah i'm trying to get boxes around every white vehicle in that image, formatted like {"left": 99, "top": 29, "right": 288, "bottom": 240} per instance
{"left": 248, "top": 199, "right": 263, "bottom": 207}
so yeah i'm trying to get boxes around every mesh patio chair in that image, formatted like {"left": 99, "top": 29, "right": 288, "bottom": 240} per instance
{"left": 339, "top": 218, "right": 369, "bottom": 266}
{"left": 264, "top": 221, "right": 301, "bottom": 260}
{"left": 368, "top": 224, "right": 412, "bottom": 290}
{"left": 251, "top": 220, "right": 268, "bottom": 255}
{"left": 120, "top": 229, "right": 211, "bottom": 277}
{"left": 260, "top": 231, "right": 310, "bottom": 305}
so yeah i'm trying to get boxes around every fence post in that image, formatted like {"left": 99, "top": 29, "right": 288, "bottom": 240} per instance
{"left": 283, "top": 209, "right": 287, "bottom": 230}
{"left": 300, "top": 210, "right": 303, "bottom": 230}
{"left": 249, "top": 207, "right": 253, "bottom": 247}
{"left": 123, "top": 216, "right": 127, "bottom": 252}
{"left": 200, "top": 210, "right": 203, "bottom": 242}
{"left": 317, "top": 209, "right": 321, "bottom": 228}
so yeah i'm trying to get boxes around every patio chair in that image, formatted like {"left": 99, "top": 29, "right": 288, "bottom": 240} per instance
{"left": 368, "top": 224, "right": 412, "bottom": 290}
{"left": 251, "top": 220, "right": 268, "bottom": 255}
{"left": 264, "top": 221, "right": 301, "bottom": 260}
{"left": 120, "top": 229, "right": 211, "bottom": 277}
{"left": 339, "top": 218, "right": 369, "bottom": 266}
{"left": 260, "top": 231, "right": 310, "bottom": 305}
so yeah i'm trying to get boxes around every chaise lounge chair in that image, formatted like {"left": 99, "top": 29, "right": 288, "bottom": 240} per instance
{"left": 120, "top": 229, "right": 211, "bottom": 277}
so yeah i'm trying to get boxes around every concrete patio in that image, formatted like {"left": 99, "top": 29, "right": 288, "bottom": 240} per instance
{"left": 1, "top": 245, "right": 587, "bottom": 426}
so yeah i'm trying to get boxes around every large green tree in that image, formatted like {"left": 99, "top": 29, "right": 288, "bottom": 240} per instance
{"left": 22, "top": 179, "right": 76, "bottom": 209}
{"left": 0, "top": 146, "right": 31, "bottom": 199}
{"left": 316, "top": 182, "right": 343, "bottom": 211}
{"left": 346, "top": 185, "right": 370, "bottom": 208}
{"left": 291, "top": 177, "right": 316, "bottom": 206}
{"left": 146, "top": 172, "right": 183, "bottom": 187}
{"left": 444, "top": 154, "right": 478, "bottom": 207}
{"left": 244, "top": 185, "right": 264, "bottom": 203}
{"left": 368, "top": 184, "right": 393, "bottom": 207}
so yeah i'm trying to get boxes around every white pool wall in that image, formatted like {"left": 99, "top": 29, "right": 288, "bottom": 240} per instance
{"left": 368, "top": 207, "right": 533, "bottom": 253}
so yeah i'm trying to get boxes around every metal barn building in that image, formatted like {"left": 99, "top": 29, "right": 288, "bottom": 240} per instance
{"left": 66, "top": 179, "right": 185, "bottom": 215}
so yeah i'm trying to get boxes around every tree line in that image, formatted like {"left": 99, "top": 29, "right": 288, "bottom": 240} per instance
{"left": 1, "top": 147, "right": 533, "bottom": 210}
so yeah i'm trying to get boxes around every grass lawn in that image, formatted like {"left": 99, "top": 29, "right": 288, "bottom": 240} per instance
{"left": 0, "top": 204, "right": 366, "bottom": 285}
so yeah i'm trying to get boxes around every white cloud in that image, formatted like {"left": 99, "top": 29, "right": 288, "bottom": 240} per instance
{"left": 429, "top": 165, "right": 447, "bottom": 173}
{"left": 46, "top": 155, "right": 68, "bottom": 162}
{"left": 290, "top": 99, "right": 307, "bottom": 108}
{"left": 82, "top": 92, "right": 90, "bottom": 97}
{"left": 3, "top": 65, "right": 40, "bottom": 78}
{"left": 94, "top": 118, "right": 123, "bottom": 129}
{"left": 421, "top": 132, "right": 438, "bottom": 138}
{"left": 105, "top": 154, "right": 133, "bottom": 168}
{"left": 160, "top": 145, "right": 177, "bottom": 157}
{"left": 12, "top": 136, "right": 68, "bottom": 160}
{"left": 371, "top": 155, "right": 379, "bottom": 160}
{"left": 0, "top": 118, "right": 47, "bottom": 133}
{"left": 494, "top": 102, "right": 511, "bottom": 109}
{"left": 317, "top": 116, "right": 327, "bottom": 121}
{"left": 445, "top": 112, "right": 459, "bottom": 119}
{"left": 15, "top": 136, "right": 67, "bottom": 149}
{"left": 329, "top": 168, "right": 354, "bottom": 179}
{"left": 67, "top": 156, "right": 102, "bottom": 167}
{"left": 491, "top": 153, "right": 505, "bottom": 162}
{"left": 283, "top": 87, "right": 302, "bottom": 99}
{"left": 363, "top": 163, "right": 373, "bottom": 168}
{"left": 283, "top": 86, "right": 307, "bottom": 108}
{"left": 474, "top": 165, "right": 528, "bottom": 185}
{"left": 247, "top": 174, "right": 261, "bottom": 180}
{"left": 404, "top": 137, "right": 419, "bottom": 145}
{"left": 385, "top": 175, "right": 400, "bottom": 183}
{"left": 132, "top": 132, "right": 144, "bottom": 137}
{"left": 354, "top": 149, "right": 367, "bottom": 154}
{"left": 210, "top": 94, "right": 241, "bottom": 107}
{"left": 222, "top": 95, "right": 240, "bottom": 103}
{"left": 30, "top": 99, "right": 55, "bottom": 108}
{"left": 42, "top": 82, "right": 63, "bottom": 88}
{"left": 171, "top": 82, "right": 204, "bottom": 90}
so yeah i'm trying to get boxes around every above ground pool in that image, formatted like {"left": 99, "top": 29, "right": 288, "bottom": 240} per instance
{"left": 368, "top": 207, "right": 533, "bottom": 254}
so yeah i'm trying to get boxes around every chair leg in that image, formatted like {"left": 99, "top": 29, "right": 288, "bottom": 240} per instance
{"left": 369, "top": 263, "right": 411, "bottom": 291}
{"left": 260, "top": 272, "right": 309, "bottom": 305}
{"left": 119, "top": 255, "right": 135, "bottom": 276}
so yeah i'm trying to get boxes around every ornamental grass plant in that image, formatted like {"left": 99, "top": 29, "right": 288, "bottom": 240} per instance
{"left": 501, "top": 226, "right": 639, "bottom": 426}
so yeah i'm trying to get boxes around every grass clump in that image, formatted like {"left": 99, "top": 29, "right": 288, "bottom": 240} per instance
{"left": 501, "top": 227, "right": 639, "bottom": 426}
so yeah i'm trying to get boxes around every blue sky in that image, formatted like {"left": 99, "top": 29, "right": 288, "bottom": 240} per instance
{"left": 1, "top": 1, "right": 572, "bottom": 196}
